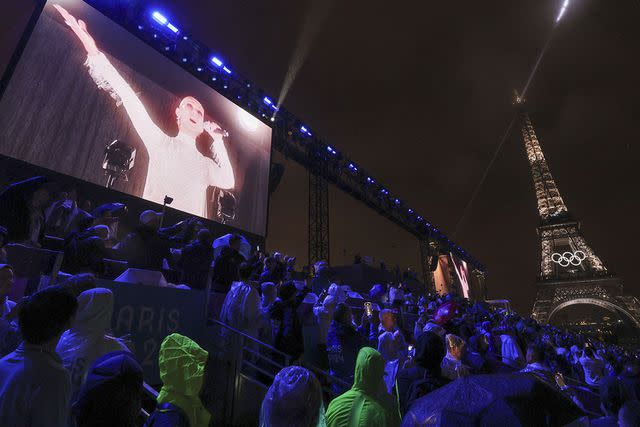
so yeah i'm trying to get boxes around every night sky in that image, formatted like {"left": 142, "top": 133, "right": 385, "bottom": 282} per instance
{"left": 2, "top": 0, "right": 639, "bottom": 313}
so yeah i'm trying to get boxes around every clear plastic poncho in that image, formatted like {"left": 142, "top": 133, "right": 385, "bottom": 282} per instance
{"left": 260, "top": 366, "right": 326, "bottom": 427}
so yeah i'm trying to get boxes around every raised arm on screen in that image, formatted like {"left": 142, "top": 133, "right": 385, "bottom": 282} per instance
{"left": 53, "top": 4, "right": 163, "bottom": 149}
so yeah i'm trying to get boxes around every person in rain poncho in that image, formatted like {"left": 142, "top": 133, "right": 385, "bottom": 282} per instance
{"left": 326, "top": 347, "right": 398, "bottom": 427}
{"left": 73, "top": 351, "right": 143, "bottom": 427}
{"left": 440, "top": 334, "right": 471, "bottom": 381}
{"left": 56, "top": 287, "right": 130, "bottom": 402}
{"left": 219, "top": 263, "right": 262, "bottom": 339}
{"left": 260, "top": 366, "right": 325, "bottom": 427}
{"left": 146, "top": 333, "right": 211, "bottom": 427}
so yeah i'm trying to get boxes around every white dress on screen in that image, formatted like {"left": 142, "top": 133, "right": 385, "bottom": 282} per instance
{"left": 84, "top": 52, "right": 234, "bottom": 217}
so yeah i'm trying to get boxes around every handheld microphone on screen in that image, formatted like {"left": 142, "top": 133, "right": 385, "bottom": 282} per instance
{"left": 160, "top": 195, "right": 173, "bottom": 228}
{"left": 102, "top": 139, "right": 136, "bottom": 189}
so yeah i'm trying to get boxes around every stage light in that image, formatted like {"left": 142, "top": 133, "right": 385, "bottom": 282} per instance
{"left": 366, "top": 177, "right": 375, "bottom": 184}
{"left": 270, "top": 117, "right": 275, "bottom": 122}
{"left": 196, "top": 66, "right": 203, "bottom": 72}
{"left": 408, "top": 209, "right": 414, "bottom": 214}
{"left": 223, "top": 84, "right": 228, "bottom": 89}
{"left": 300, "top": 125, "right": 312, "bottom": 136}
{"left": 417, "top": 215, "right": 423, "bottom": 221}
{"left": 164, "top": 46, "right": 170, "bottom": 51}
{"left": 348, "top": 163, "right": 358, "bottom": 172}
{"left": 326, "top": 146, "right": 337, "bottom": 155}
{"left": 381, "top": 188, "right": 389, "bottom": 195}
{"left": 394, "top": 198, "right": 401, "bottom": 205}
{"left": 183, "top": 36, "right": 188, "bottom": 40}
{"left": 210, "top": 56, "right": 223, "bottom": 67}
{"left": 137, "top": 25, "right": 144, "bottom": 30}
{"left": 167, "top": 23, "right": 179, "bottom": 33}
{"left": 223, "top": 66, "right": 232, "bottom": 74}
{"left": 211, "top": 76, "right": 217, "bottom": 81}
{"left": 181, "top": 57, "right": 187, "bottom": 62}
{"left": 263, "top": 97, "right": 273, "bottom": 106}
{"left": 152, "top": 11, "right": 168, "bottom": 25}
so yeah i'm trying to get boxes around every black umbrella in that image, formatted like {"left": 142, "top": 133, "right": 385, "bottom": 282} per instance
{"left": 91, "top": 202, "right": 127, "bottom": 218}
{"left": 402, "top": 373, "right": 583, "bottom": 427}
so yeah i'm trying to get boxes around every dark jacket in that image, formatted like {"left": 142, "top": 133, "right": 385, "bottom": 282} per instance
{"left": 211, "top": 247, "right": 243, "bottom": 292}
{"left": 178, "top": 241, "right": 214, "bottom": 290}
{"left": 268, "top": 293, "right": 306, "bottom": 360}
{"left": 0, "top": 177, "right": 47, "bottom": 244}
{"left": 62, "top": 232, "right": 106, "bottom": 274}
{"left": 326, "top": 321, "right": 370, "bottom": 393}
{"left": 396, "top": 331, "right": 447, "bottom": 414}
{"left": 118, "top": 226, "right": 170, "bottom": 271}
{"left": 144, "top": 402, "right": 190, "bottom": 427}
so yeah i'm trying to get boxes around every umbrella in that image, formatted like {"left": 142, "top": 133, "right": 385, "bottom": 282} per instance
{"left": 212, "top": 233, "right": 251, "bottom": 259}
{"left": 91, "top": 202, "right": 127, "bottom": 218}
{"left": 434, "top": 301, "right": 459, "bottom": 325}
{"left": 402, "top": 373, "right": 583, "bottom": 427}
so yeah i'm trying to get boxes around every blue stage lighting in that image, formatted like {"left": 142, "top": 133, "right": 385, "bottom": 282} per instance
{"left": 181, "top": 57, "right": 187, "bottom": 63}
{"left": 210, "top": 56, "right": 223, "bottom": 67}
{"left": 326, "top": 146, "right": 337, "bottom": 155}
{"left": 196, "top": 66, "right": 203, "bottom": 72}
{"left": 263, "top": 97, "right": 273, "bottom": 106}
{"left": 166, "top": 23, "right": 179, "bottom": 33}
{"left": 183, "top": 36, "right": 188, "bottom": 40}
{"left": 300, "top": 125, "right": 312, "bottom": 136}
{"left": 366, "top": 177, "right": 374, "bottom": 184}
{"left": 348, "top": 163, "right": 358, "bottom": 172}
{"left": 152, "top": 11, "right": 168, "bottom": 25}
{"left": 223, "top": 66, "right": 232, "bottom": 74}
{"left": 417, "top": 215, "right": 423, "bottom": 221}
{"left": 394, "top": 198, "right": 401, "bottom": 205}
{"left": 137, "top": 25, "right": 144, "bottom": 30}
{"left": 408, "top": 209, "right": 414, "bottom": 214}
{"left": 381, "top": 189, "right": 389, "bottom": 195}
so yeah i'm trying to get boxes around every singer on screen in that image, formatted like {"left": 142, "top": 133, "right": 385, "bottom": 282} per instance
{"left": 53, "top": 4, "right": 235, "bottom": 218}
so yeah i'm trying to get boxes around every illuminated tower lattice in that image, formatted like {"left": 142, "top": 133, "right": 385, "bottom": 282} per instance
{"left": 514, "top": 93, "right": 640, "bottom": 335}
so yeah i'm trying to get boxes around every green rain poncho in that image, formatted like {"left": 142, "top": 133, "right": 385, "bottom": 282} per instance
{"left": 157, "top": 333, "right": 211, "bottom": 427}
{"left": 326, "top": 347, "right": 393, "bottom": 427}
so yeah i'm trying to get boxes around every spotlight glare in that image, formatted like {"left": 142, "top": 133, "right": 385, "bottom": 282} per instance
{"left": 222, "top": 66, "right": 232, "bottom": 74}
{"left": 556, "top": 0, "right": 570, "bottom": 23}
{"left": 210, "top": 56, "right": 223, "bottom": 67}
{"left": 152, "top": 11, "right": 168, "bottom": 25}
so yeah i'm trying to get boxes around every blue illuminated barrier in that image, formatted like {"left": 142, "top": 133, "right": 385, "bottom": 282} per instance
{"left": 96, "top": 279, "right": 208, "bottom": 384}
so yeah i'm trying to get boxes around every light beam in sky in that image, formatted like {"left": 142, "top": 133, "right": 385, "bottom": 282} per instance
{"left": 556, "top": 0, "right": 570, "bottom": 23}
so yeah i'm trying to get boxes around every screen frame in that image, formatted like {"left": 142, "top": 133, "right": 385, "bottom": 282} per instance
{"left": 0, "top": 0, "right": 275, "bottom": 239}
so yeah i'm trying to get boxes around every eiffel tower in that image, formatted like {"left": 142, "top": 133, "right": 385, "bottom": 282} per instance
{"left": 514, "top": 93, "right": 640, "bottom": 336}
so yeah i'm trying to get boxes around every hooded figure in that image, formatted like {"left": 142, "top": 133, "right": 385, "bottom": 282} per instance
{"left": 326, "top": 347, "right": 393, "bottom": 427}
{"left": 0, "top": 176, "right": 50, "bottom": 244}
{"left": 396, "top": 332, "right": 448, "bottom": 413}
{"left": 73, "top": 351, "right": 143, "bottom": 427}
{"left": 155, "top": 333, "right": 211, "bottom": 427}
{"left": 57, "top": 288, "right": 129, "bottom": 402}
{"left": 260, "top": 366, "right": 325, "bottom": 427}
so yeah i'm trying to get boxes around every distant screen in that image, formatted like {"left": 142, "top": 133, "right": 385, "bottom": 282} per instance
{"left": 0, "top": 0, "right": 272, "bottom": 236}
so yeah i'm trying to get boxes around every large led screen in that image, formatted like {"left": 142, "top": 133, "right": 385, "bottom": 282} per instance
{"left": 0, "top": 0, "right": 272, "bottom": 236}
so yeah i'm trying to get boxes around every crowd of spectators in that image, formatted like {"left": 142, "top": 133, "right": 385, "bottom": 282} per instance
{"left": 0, "top": 177, "right": 640, "bottom": 426}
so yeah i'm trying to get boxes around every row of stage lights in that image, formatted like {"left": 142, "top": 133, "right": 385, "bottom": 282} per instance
{"left": 144, "top": 9, "right": 482, "bottom": 270}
